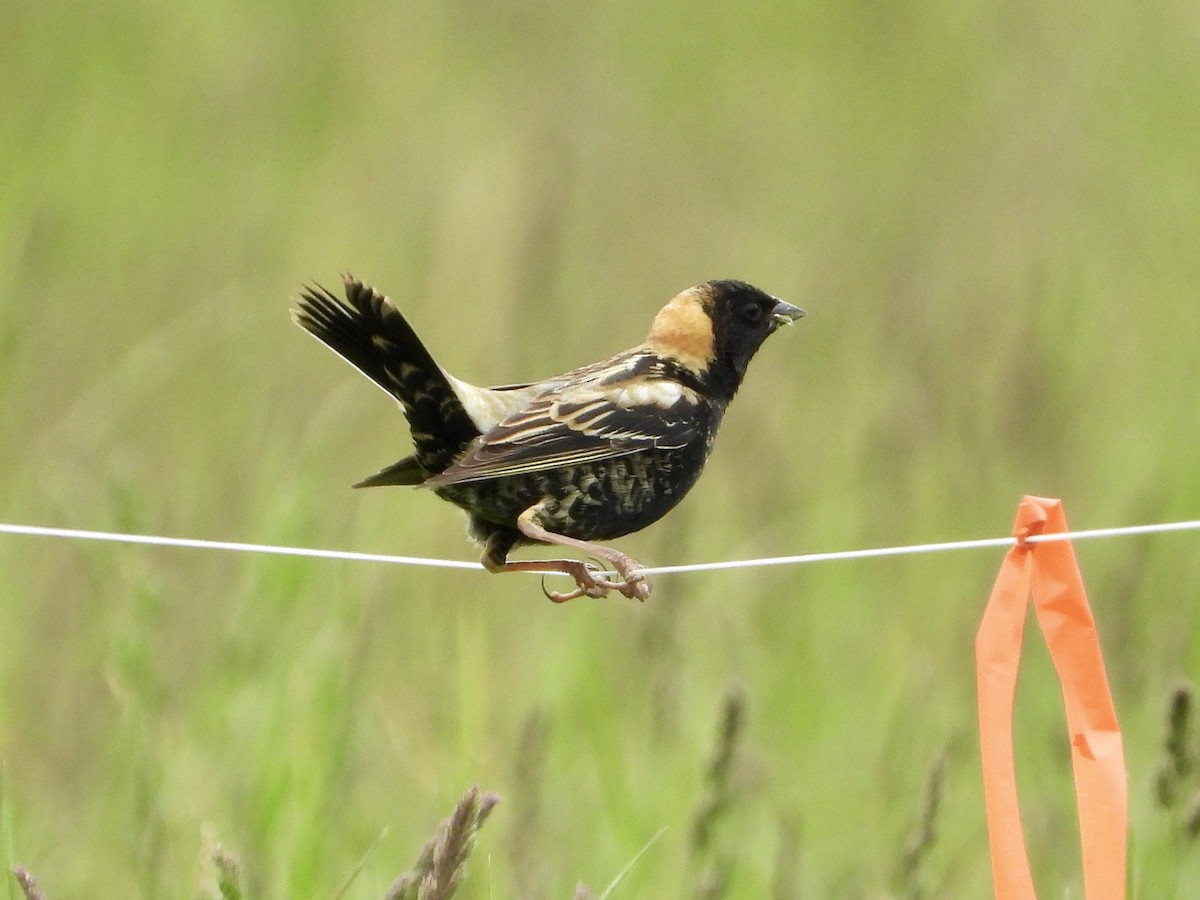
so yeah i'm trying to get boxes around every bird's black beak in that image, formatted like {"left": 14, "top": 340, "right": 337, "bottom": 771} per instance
{"left": 769, "top": 298, "right": 806, "bottom": 329}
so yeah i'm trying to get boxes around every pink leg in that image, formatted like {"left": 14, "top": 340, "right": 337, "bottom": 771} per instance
{"left": 484, "top": 507, "right": 652, "bottom": 602}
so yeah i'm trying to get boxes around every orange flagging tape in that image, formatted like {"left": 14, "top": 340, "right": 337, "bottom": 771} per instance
{"left": 976, "top": 496, "right": 1127, "bottom": 899}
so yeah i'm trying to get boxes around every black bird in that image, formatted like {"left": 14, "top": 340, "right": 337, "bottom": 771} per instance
{"left": 293, "top": 275, "right": 803, "bottom": 601}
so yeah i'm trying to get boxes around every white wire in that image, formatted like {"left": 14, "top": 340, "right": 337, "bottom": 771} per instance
{"left": 1, "top": 519, "right": 1198, "bottom": 577}
{"left": 0, "top": 523, "right": 482, "bottom": 569}
{"left": 637, "top": 520, "right": 1200, "bottom": 575}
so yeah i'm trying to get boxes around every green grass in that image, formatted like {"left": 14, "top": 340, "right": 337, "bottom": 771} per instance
{"left": 3, "top": 0, "right": 1200, "bottom": 895}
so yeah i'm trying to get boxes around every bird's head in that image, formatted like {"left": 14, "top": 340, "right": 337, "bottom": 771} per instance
{"left": 644, "top": 279, "right": 804, "bottom": 399}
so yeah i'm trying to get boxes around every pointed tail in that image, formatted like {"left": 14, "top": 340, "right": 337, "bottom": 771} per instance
{"left": 292, "top": 275, "right": 480, "bottom": 474}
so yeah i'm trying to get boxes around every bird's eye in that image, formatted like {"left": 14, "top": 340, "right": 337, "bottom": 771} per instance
{"left": 739, "top": 301, "right": 765, "bottom": 324}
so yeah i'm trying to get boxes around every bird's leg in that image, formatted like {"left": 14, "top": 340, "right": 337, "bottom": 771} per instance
{"left": 479, "top": 530, "right": 608, "bottom": 601}
{"left": 507, "top": 507, "right": 652, "bottom": 602}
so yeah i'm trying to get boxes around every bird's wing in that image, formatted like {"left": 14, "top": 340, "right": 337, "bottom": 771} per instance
{"left": 422, "top": 371, "right": 706, "bottom": 487}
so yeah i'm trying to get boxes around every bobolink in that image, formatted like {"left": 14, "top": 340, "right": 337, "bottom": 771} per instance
{"left": 293, "top": 276, "right": 803, "bottom": 601}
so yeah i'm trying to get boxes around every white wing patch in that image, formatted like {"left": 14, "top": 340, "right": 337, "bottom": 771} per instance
{"left": 612, "top": 379, "right": 686, "bottom": 409}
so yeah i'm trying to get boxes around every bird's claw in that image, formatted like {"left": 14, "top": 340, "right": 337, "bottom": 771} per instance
{"left": 541, "top": 571, "right": 608, "bottom": 603}
{"left": 542, "top": 561, "right": 652, "bottom": 603}
{"left": 609, "top": 558, "right": 651, "bottom": 601}
{"left": 615, "top": 569, "right": 651, "bottom": 601}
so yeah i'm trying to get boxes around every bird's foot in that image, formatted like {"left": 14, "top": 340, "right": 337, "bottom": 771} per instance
{"left": 541, "top": 558, "right": 651, "bottom": 603}
{"left": 609, "top": 553, "right": 652, "bottom": 602}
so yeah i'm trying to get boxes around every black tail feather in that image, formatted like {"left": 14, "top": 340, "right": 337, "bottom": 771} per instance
{"left": 352, "top": 454, "right": 426, "bottom": 488}
{"left": 293, "top": 275, "right": 480, "bottom": 473}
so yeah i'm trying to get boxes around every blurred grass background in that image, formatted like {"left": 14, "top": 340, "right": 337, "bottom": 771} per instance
{"left": 2, "top": 0, "right": 1200, "bottom": 896}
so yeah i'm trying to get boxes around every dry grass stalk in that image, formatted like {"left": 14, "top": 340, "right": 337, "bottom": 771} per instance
{"left": 385, "top": 786, "right": 500, "bottom": 900}
{"left": 694, "top": 860, "right": 732, "bottom": 899}
{"left": 895, "top": 749, "right": 948, "bottom": 897}
{"left": 13, "top": 866, "right": 47, "bottom": 900}
{"left": 1155, "top": 681, "right": 1194, "bottom": 808}
{"left": 197, "top": 827, "right": 243, "bottom": 900}
{"left": 1186, "top": 794, "right": 1200, "bottom": 839}
{"left": 213, "top": 846, "right": 243, "bottom": 900}
{"left": 689, "top": 686, "right": 747, "bottom": 899}
{"left": 691, "top": 686, "right": 746, "bottom": 854}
